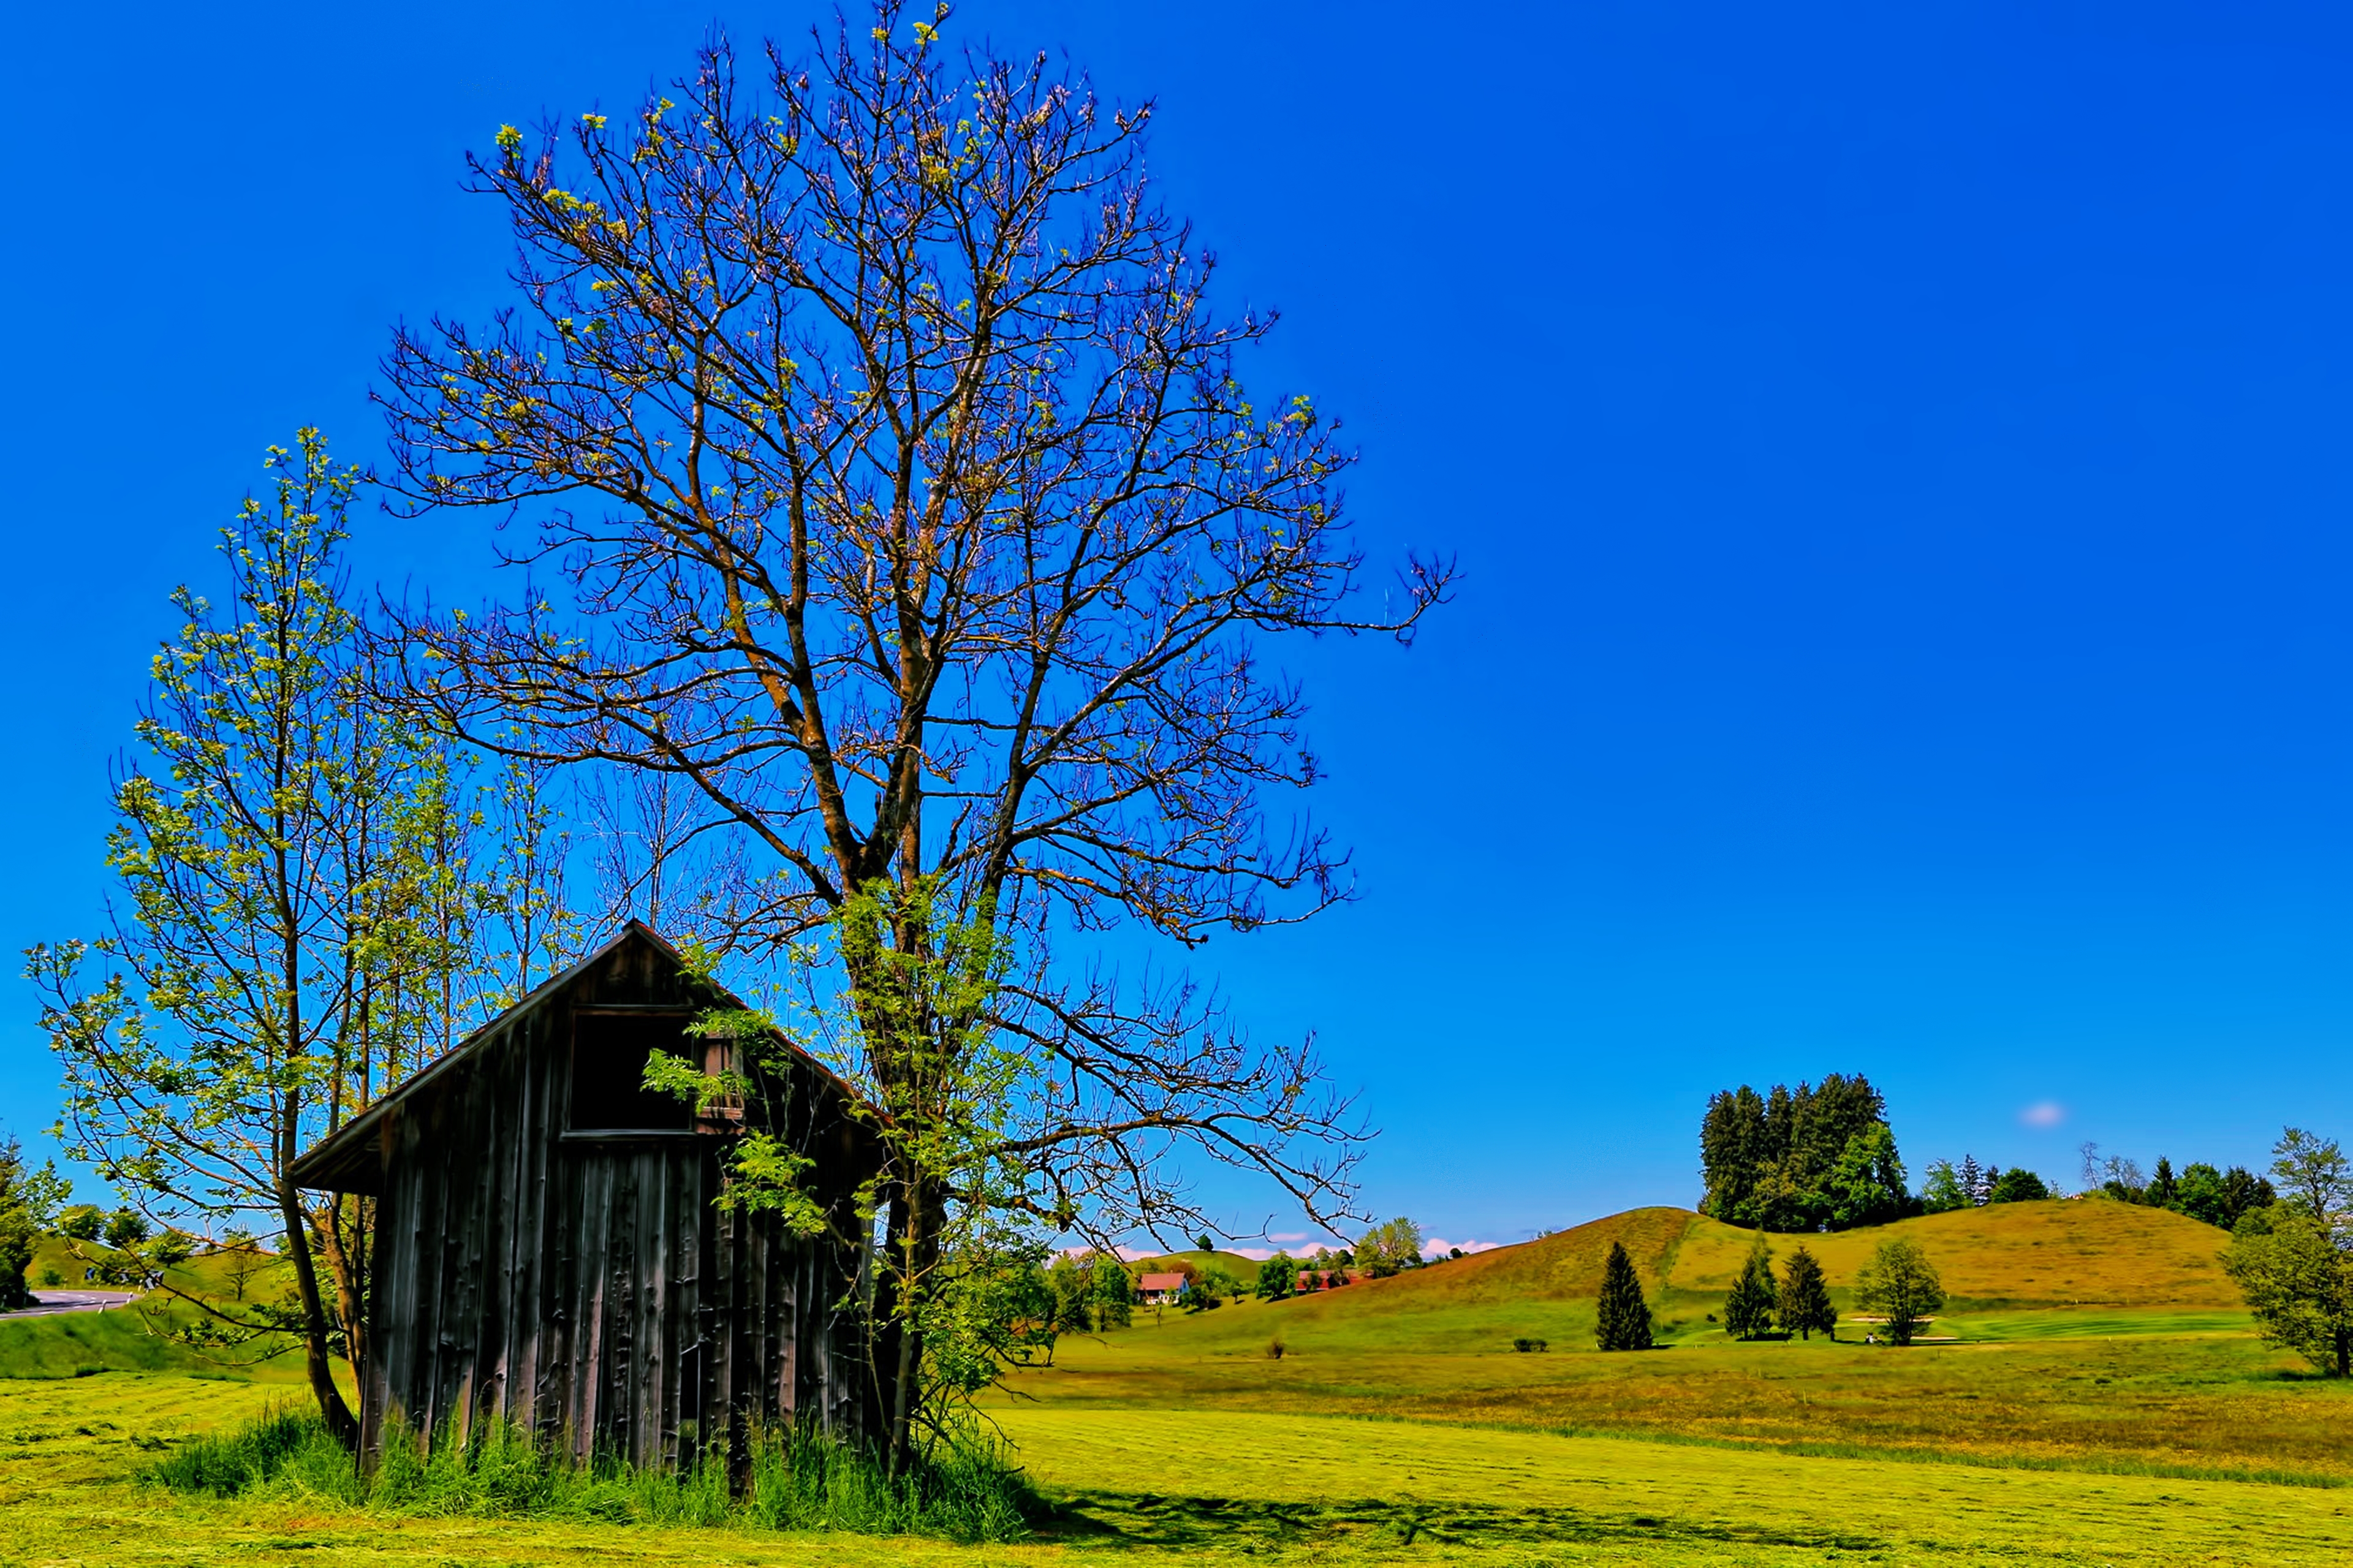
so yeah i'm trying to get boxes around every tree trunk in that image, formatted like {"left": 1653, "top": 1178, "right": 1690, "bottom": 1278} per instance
{"left": 315, "top": 1193, "right": 369, "bottom": 1398}
{"left": 876, "top": 1175, "right": 941, "bottom": 1475}
{"left": 277, "top": 1092, "right": 358, "bottom": 1448}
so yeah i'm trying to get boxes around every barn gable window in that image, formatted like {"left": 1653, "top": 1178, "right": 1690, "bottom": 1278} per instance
{"left": 569, "top": 1010, "right": 696, "bottom": 1133}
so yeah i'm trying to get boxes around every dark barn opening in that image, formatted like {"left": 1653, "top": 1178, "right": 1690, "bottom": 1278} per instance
{"left": 567, "top": 1010, "right": 695, "bottom": 1133}
{"left": 289, "top": 922, "right": 882, "bottom": 1470}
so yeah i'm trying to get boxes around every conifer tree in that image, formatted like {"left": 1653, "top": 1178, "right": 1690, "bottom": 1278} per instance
{"left": 1722, "top": 1235, "right": 1779, "bottom": 1339}
{"left": 1698, "top": 1073, "right": 1905, "bottom": 1230}
{"left": 1778, "top": 1244, "right": 1838, "bottom": 1340}
{"left": 1595, "top": 1240, "right": 1654, "bottom": 1351}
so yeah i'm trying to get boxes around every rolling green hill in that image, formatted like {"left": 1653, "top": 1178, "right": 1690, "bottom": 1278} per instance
{"left": 1302, "top": 1195, "right": 2237, "bottom": 1316}
{"left": 1096, "top": 1197, "right": 2240, "bottom": 1360}
{"left": 1658, "top": 1198, "right": 2237, "bottom": 1308}
{"left": 4, "top": 1241, "right": 306, "bottom": 1381}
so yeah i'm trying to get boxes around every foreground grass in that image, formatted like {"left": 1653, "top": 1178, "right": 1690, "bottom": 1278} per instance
{"left": 151, "top": 1402, "right": 1034, "bottom": 1542}
{"left": 1002, "top": 1405, "right": 2353, "bottom": 1564}
{"left": 2, "top": 1373, "right": 2348, "bottom": 1566}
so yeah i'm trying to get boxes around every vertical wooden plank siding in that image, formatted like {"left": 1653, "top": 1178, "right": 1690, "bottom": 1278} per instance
{"left": 350, "top": 927, "right": 881, "bottom": 1468}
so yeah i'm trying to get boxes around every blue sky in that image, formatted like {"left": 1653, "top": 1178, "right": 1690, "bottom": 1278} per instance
{"left": 4, "top": 1, "right": 2350, "bottom": 1249}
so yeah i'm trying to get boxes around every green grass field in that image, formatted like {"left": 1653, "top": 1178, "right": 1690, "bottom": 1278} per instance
{"left": 1, "top": 1200, "right": 2343, "bottom": 1566}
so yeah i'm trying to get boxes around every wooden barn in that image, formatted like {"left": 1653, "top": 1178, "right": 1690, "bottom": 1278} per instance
{"left": 289, "top": 921, "right": 884, "bottom": 1469}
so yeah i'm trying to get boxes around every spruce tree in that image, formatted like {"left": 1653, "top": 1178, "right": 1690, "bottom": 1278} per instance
{"left": 1595, "top": 1240, "right": 1654, "bottom": 1350}
{"left": 1778, "top": 1244, "right": 1838, "bottom": 1340}
{"left": 1722, "top": 1235, "right": 1779, "bottom": 1339}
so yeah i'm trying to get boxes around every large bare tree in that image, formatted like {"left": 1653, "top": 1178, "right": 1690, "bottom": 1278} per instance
{"left": 377, "top": 3, "right": 1449, "bottom": 1460}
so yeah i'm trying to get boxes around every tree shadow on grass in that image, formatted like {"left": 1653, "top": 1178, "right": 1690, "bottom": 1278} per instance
{"left": 1032, "top": 1490, "right": 1888, "bottom": 1555}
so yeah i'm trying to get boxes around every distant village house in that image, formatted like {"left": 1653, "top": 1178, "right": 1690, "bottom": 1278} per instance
{"left": 1136, "top": 1271, "right": 1191, "bottom": 1305}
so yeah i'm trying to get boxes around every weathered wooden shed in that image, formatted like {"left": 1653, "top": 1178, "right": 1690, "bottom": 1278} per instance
{"left": 289, "top": 921, "right": 883, "bottom": 1469}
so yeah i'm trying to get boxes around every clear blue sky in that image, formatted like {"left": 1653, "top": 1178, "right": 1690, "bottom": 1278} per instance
{"left": 4, "top": 1, "right": 2349, "bottom": 1249}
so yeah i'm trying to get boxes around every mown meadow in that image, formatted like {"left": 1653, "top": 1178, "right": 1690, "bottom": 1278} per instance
{"left": 3, "top": 1198, "right": 2347, "bottom": 1566}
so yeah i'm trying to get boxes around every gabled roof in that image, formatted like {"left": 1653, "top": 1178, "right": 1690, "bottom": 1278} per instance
{"left": 286, "top": 920, "right": 860, "bottom": 1194}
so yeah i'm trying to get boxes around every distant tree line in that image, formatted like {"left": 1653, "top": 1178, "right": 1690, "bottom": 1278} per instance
{"left": 1252, "top": 1217, "right": 1430, "bottom": 1303}
{"left": 2074, "top": 1144, "right": 2276, "bottom": 1230}
{"left": 1699, "top": 1074, "right": 1910, "bottom": 1230}
{"left": 1918, "top": 1154, "right": 2053, "bottom": 1211}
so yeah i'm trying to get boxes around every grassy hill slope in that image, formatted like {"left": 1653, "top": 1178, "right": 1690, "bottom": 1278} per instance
{"left": 4, "top": 1242, "right": 307, "bottom": 1381}
{"left": 1099, "top": 1199, "right": 2238, "bottom": 1360}
{"left": 1317, "top": 1196, "right": 2237, "bottom": 1315}
{"left": 1661, "top": 1199, "right": 2235, "bottom": 1308}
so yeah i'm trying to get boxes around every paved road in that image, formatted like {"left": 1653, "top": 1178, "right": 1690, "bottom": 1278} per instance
{"left": 1, "top": 1289, "right": 140, "bottom": 1319}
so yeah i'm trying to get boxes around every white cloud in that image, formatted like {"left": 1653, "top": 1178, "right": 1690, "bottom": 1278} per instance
{"left": 1425, "top": 1237, "right": 1504, "bottom": 1257}
{"left": 1268, "top": 1232, "right": 1311, "bottom": 1244}
{"left": 2019, "top": 1101, "right": 2067, "bottom": 1129}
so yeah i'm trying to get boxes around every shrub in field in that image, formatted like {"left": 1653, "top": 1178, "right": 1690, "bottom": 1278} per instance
{"left": 1510, "top": 1338, "right": 1548, "bottom": 1353}
{"left": 1854, "top": 1238, "right": 1944, "bottom": 1345}
{"left": 150, "top": 1406, "right": 1037, "bottom": 1542}
{"left": 1593, "top": 1241, "right": 1653, "bottom": 1351}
